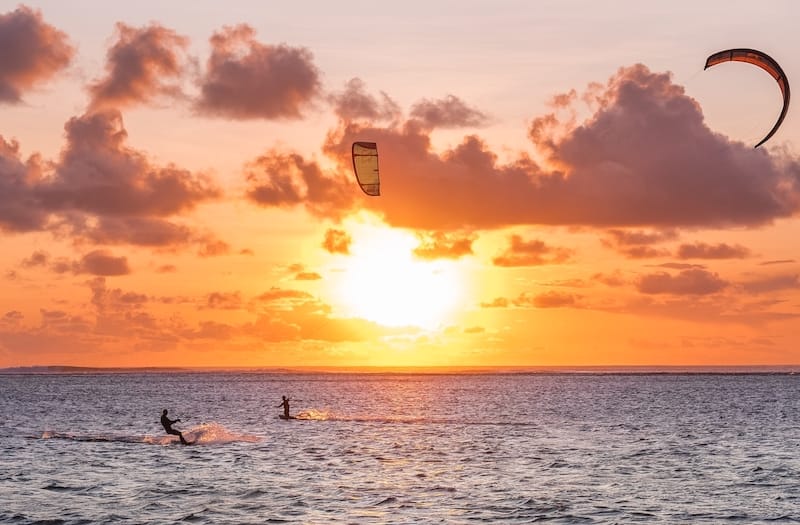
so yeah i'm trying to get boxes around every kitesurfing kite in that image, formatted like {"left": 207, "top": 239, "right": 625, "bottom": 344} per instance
{"left": 704, "top": 48, "right": 790, "bottom": 148}
{"left": 351, "top": 142, "right": 380, "bottom": 196}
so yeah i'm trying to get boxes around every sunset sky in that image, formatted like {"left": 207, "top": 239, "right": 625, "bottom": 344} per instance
{"left": 2, "top": 1, "right": 800, "bottom": 368}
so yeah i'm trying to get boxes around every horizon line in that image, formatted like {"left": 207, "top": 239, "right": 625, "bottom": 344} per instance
{"left": 2, "top": 364, "right": 800, "bottom": 375}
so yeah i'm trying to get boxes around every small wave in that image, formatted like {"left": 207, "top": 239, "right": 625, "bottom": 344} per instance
{"left": 42, "top": 483, "right": 85, "bottom": 492}
{"left": 39, "top": 431, "right": 147, "bottom": 444}
{"left": 39, "top": 422, "right": 260, "bottom": 446}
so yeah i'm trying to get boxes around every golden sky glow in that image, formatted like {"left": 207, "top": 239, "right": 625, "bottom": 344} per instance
{"left": 1, "top": 2, "right": 800, "bottom": 368}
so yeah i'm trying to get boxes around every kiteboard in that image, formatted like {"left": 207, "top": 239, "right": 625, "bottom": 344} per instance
{"left": 278, "top": 414, "right": 296, "bottom": 420}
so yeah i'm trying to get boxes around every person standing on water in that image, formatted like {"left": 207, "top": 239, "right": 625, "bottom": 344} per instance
{"left": 277, "top": 396, "right": 291, "bottom": 419}
{"left": 161, "top": 409, "right": 188, "bottom": 445}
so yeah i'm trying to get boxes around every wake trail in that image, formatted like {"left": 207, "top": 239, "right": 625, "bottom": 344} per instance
{"left": 38, "top": 422, "right": 260, "bottom": 446}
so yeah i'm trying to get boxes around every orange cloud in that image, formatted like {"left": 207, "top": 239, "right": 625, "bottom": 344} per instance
{"left": 294, "top": 271, "right": 321, "bottom": 281}
{"left": 413, "top": 231, "right": 475, "bottom": 260}
{"left": 196, "top": 24, "right": 321, "bottom": 119}
{"left": 527, "top": 290, "right": 580, "bottom": 308}
{"left": 483, "top": 291, "right": 581, "bottom": 308}
{"left": 21, "top": 250, "right": 48, "bottom": 268}
{"left": 88, "top": 22, "right": 189, "bottom": 110}
{"left": 205, "top": 292, "right": 242, "bottom": 310}
{"left": 676, "top": 242, "right": 751, "bottom": 260}
{"left": 591, "top": 271, "right": 627, "bottom": 287}
{"left": 198, "top": 239, "right": 231, "bottom": 257}
{"left": 0, "top": 5, "right": 73, "bottom": 103}
{"left": 740, "top": 274, "right": 799, "bottom": 294}
{"left": 322, "top": 228, "right": 351, "bottom": 255}
{"left": 637, "top": 268, "right": 728, "bottom": 295}
{"left": 492, "top": 235, "right": 572, "bottom": 266}
{"left": 480, "top": 297, "right": 509, "bottom": 308}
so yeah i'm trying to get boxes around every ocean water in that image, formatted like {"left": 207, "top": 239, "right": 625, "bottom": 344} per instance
{"left": 1, "top": 371, "right": 800, "bottom": 524}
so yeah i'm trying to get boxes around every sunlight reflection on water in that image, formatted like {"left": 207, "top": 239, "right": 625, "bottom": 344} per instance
{"left": 2, "top": 372, "right": 800, "bottom": 523}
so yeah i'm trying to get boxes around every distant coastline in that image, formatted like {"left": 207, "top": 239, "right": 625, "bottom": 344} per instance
{"left": 1, "top": 365, "right": 799, "bottom": 375}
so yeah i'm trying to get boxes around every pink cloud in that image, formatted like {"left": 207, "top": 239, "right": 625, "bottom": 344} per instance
{"left": 245, "top": 149, "right": 354, "bottom": 218}
{"left": 0, "top": 138, "right": 49, "bottom": 232}
{"left": 637, "top": 268, "right": 728, "bottom": 295}
{"left": 329, "top": 78, "right": 400, "bottom": 122}
{"left": 13, "top": 110, "right": 221, "bottom": 247}
{"left": 409, "top": 95, "right": 488, "bottom": 129}
{"left": 252, "top": 67, "right": 800, "bottom": 231}
{"left": 740, "top": 274, "right": 800, "bottom": 294}
{"left": 413, "top": 231, "right": 475, "bottom": 260}
{"left": 88, "top": 22, "right": 189, "bottom": 110}
{"left": 0, "top": 5, "right": 73, "bottom": 103}
{"left": 196, "top": 24, "right": 321, "bottom": 119}
{"left": 75, "top": 250, "right": 130, "bottom": 276}
{"left": 492, "top": 235, "right": 571, "bottom": 266}
{"left": 41, "top": 110, "right": 219, "bottom": 216}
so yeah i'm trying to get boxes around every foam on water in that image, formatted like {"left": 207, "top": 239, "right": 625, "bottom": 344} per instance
{"left": 182, "top": 421, "right": 260, "bottom": 444}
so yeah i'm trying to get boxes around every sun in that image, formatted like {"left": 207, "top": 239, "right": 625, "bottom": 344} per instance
{"left": 333, "top": 226, "right": 466, "bottom": 329}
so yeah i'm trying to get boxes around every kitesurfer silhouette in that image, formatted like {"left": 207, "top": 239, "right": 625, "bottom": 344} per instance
{"left": 277, "top": 396, "right": 291, "bottom": 419}
{"left": 161, "top": 409, "right": 189, "bottom": 445}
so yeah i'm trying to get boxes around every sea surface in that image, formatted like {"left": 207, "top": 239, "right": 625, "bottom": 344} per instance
{"left": 1, "top": 370, "right": 800, "bottom": 524}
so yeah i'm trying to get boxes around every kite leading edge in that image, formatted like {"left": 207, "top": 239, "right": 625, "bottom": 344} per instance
{"left": 704, "top": 48, "right": 790, "bottom": 148}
